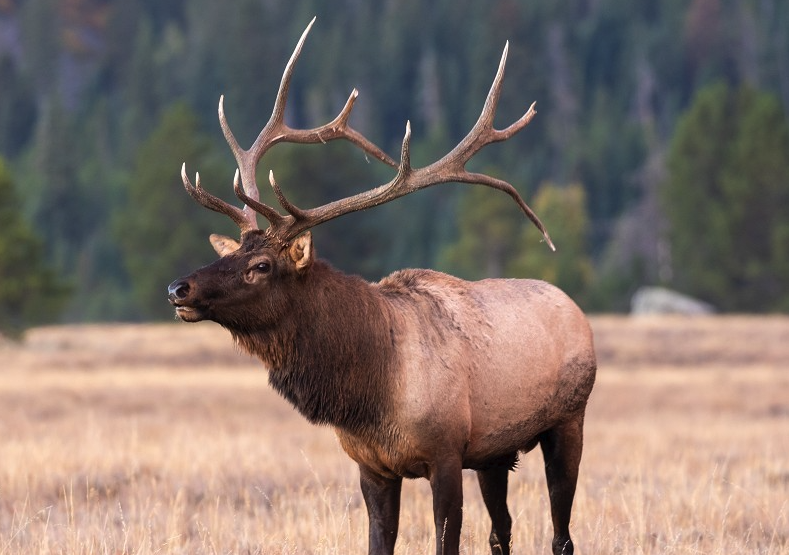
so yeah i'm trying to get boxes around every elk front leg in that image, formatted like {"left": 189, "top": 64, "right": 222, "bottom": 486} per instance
{"left": 359, "top": 465, "right": 402, "bottom": 555}
{"left": 429, "top": 457, "right": 464, "bottom": 555}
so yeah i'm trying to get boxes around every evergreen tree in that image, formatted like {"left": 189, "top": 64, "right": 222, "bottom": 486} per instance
{"left": 437, "top": 180, "right": 592, "bottom": 305}
{"left": 662, "top": 83, "right": 789, "bottom": 311}
{"left": 67, "top": 99, "right": 132, "bottom": 321}
{"left": 0, "top": 56, "right": 37, "bottom": 158}
{"left": 0, "top": 158, "right": 69, "bottom": 337}
{"left": 116, "top": 15, "right": 161, "bottom": 165}
{"left": 22, "top": 96, "right": 92, "bottom": 273}
{"left": 115, "top": 102, "right": 233, "bottom": 320}
{"left": 437, "top": 180, "right": 536, "bottom": 280}
{"left": 572, "top": 93, "right": 646, "bottom": 248}
{"left": 19, "top": 0, "right": 59, "bottom": 97}
{"left": 508, "top": 183, "right": 593, "bottom": 305}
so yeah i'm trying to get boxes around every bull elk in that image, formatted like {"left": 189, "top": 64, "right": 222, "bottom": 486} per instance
{"left": 167, "top": 18, "right": 595, "bottom": 555}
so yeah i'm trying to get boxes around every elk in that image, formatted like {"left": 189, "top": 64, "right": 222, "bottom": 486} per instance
{"left": 167, "top": 19, "right": 595, "bottom": 555}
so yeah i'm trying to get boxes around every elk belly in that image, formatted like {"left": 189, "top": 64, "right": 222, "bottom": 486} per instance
{"left": 335, "top": 427, "right": 430, "bottom": 480}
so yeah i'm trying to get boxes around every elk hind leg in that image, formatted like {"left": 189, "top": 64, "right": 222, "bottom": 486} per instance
{"left": 539, "top": 414, "right": 585, "bottom": 555}
{"left": 476, "top": 461, "right": 514, "bottom": 555}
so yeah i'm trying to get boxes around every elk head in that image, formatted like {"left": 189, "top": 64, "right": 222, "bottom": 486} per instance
{"left": 168, "top": 17, "right": 553, "bottom": 327}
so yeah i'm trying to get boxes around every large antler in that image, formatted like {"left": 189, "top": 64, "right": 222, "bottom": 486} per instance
{"left": 182, "top": 18, "right": 554, "bottom": 250}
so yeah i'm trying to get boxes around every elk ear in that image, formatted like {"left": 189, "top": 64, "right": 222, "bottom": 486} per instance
{"left": 289, "top": 232, "right": 313, "bottom": 273}
{"left": 209, "top": 234, "right": 241, "bottom": 256}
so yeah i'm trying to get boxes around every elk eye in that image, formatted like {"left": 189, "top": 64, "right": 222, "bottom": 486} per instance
{"left": 255, "top": 261, "right": 271, "bottom": 273}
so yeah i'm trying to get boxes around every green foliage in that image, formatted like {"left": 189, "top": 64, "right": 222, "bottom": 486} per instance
{"left": 2, "top": 0, "right": 789, "bottom": 318}
{"left": 0, "top": 56, "right": 36, "bottom": 158}
{"left": 0, "top": 158, "right": 69, "bottom": 337}
{"left": 115, "top": 102, "right": 233, "bottom": 320}
{"left": 662, "top": 83, "right": 789, "bottom": 311}
{"left": 437, "top": 182, "right": 526, "bottom": 280}
{"left": 438, "top": 181, "right": 593, "bottom": 306}
{"left": 508, "top": 184, "right": 594, "bottom": 305}
{"left": 571, "top": 93, "right": 646, "bottom": 242}
{"left": 18, "top": 0, "right": 59, "bottom": 93}
{"left": 22, "top": 98, "right": 91, "bottom": 272}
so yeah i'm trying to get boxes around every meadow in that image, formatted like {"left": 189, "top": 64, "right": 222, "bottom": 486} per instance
{"left": 0, "top": 316, "right": 787, "bottom": 554}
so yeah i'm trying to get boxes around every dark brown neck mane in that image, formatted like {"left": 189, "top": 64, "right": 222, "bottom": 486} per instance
{"left": 228, "top": 261, "right": 397, "bottom": 435}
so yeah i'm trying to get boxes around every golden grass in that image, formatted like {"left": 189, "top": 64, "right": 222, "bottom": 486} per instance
{"left": 0, "top": 317, "right": 787, "bottom": 554}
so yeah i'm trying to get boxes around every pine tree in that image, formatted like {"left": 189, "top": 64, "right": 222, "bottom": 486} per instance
{"left": 508, "top": 183, "right": 593, "bottom": 305}
{"left": 0, "top": 158, "right": 69, "bottom": 337}
{"left": 437, "top": 179, "right": 537, "bottom": 280}
{"left": 22, "top": 96, "right": 91, "bottom": 274}
{"left": 662, "top": 83, "right": 789, "bottom": 311}
{"left": 115, "top": 102, "right": 233, "bottom": 320}
{"left": 0, "top": 56, "right": 37, "bottom": 158}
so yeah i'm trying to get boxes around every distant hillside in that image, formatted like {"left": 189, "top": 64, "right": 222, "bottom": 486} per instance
{"left": 1, "top": 0, "right": 788, "bottom": 323}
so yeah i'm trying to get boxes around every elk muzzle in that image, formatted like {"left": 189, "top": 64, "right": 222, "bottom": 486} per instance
{"left": 168, "top": 277, "right": 204, "bottom": 322}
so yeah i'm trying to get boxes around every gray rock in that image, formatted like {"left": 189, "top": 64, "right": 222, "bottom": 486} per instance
{"left": 630, "top": 286, "right": 715, "bottom": 315}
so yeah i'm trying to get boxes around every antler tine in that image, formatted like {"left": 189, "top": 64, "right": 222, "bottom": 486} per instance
{"left": 245, "top": 17, "right": 317, "bottom": 164}
{"left": 477, "top": 41, "right": 509, "bottom": 130}
{"left": 181, "top": 164, "right": 257, "bottom": 233}
{"left": 321, "top": 89, "right": 398, "bottom": 167}
{"left": 447, "top": 42, "right": 537, "bottom": 164}
{"left": 231, "top": 169, "right": 286, "bottom": 228}
{"left": 268, "top": 171, "right": 309, "bottom": 220}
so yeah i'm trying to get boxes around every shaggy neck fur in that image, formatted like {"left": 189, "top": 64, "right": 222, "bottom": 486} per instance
{"left": 229, "top": 261, "right": 397, "bottom": 436}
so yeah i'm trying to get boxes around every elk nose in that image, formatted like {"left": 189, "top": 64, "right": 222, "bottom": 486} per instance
{"left": 168, "top": 279, "right": 191, "bottom": 302}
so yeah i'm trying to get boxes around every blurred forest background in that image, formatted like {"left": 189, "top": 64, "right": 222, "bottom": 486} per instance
{"left": 1, "top": 0, "right": 789, "bottom": 334}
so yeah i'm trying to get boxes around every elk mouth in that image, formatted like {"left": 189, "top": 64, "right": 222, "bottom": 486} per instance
{"left": 173, "top": 304, "right": 203, "bottom": 322}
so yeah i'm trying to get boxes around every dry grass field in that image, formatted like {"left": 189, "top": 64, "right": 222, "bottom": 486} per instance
{"left": 0, "top": 316, "right": 787, "bottom": 554}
